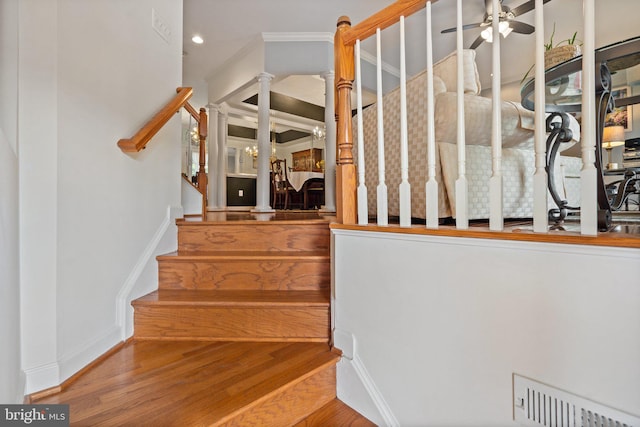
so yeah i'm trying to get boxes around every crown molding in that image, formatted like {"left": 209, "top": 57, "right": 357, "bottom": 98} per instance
{"left": 359, "top": 49, "right": 401, "bottom": 78}
{"left": 261, "top": 32, "right": 334, "bottom": 43}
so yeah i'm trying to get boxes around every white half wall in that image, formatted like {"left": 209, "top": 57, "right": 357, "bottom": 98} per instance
{"left": 18, "top": 0, "right": 183, "bottom": 394}
{"left": 333, "top": 229, "right": 640, "bottom": 426}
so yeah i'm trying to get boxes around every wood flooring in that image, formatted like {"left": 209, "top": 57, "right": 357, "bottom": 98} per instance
{"left": 31, "top": 211, "right": 375, "bottom": 426}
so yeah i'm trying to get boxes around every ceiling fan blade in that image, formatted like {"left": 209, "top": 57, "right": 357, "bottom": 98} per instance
{"left": 441, "top": 22, "right": 485, "bottom": 34}
{"left": 509, "top": 20, "right": 535, "bottom": 34}
{"left": 511, "top": 0, "right": 552, "bottom": 18}
{"left": 469, "top": 34, "right": 485, "bottom": 50}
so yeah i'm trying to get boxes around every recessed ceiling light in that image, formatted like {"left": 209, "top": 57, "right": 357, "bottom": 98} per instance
{"left": 192, "top": 35, "right": 204, "bottom": 44}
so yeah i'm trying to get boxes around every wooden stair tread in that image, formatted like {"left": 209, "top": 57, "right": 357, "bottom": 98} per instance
{"left": 179, "top": 218, "right": 331, "bottom": 226}
{"left": 295, "top": 399, "right": 377, "bottom": 426}
{"left": 158, "top": 250, "right": 330, "bottom": 261}
{"left": 32, "top": 341, "right": 340, "bottom": 426}
{"left": 177, "top": 221, "right": 330, "bottom": 252}
{"left": 133, "top": 289, "right": 330, "bottom": 307}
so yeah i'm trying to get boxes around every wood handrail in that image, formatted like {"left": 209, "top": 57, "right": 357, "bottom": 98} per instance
{"left": 334, "top": 0, "right": 434, "bottom": 224}
{"left": 183, "top": 101, "right": 200, "bottom": 123}
{"left": 341, "top": 0, "right": 432, "bottom": 46}
{"left": 117, "top": 87, "right": 194, "bottom": 153}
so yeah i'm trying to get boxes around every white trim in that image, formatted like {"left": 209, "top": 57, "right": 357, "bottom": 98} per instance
{"left": 335, "top": 331, "right": 399, "bottom": 427}
{"left": 360, "top": 49, "right": 401, "bottom": 78}
{"left": 226, "top": 102, "right": 324, "bottom": 133}
{"left": 17, "top": 370, "right": 26, "bottom": 403}
{"left": 24, "top": 362, "right": 60, "bottom": 395}
{"left": 57, "top": 325, "right": 121, "bottom": 384}
{"left": 115, "top": 205, "right": 182, "bottom": 341}
{"left": 331, "top": 228, "right": 640, "bottom": 260}
{"left": 261, "top": 32, "right": 334, "bottom": 43}
{"left": 351, "top": 353, "right": 399, "bottom": 427}
{"left": 333, "top": 328, "right": 355, "bottom": 360}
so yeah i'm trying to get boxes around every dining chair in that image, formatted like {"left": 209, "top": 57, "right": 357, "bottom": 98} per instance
{"left": 271, "top": 159, "right": 294, "bottom": 209}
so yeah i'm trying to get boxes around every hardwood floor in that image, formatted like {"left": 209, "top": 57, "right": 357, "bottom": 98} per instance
{"left": 34, "top": 341, "right": 341, "bottom": 426}
{"left": 293, "top": 400, "right": 376, "bottom": 427}
{"left": 32, "top": 211, "right": 375, "bottom": 425}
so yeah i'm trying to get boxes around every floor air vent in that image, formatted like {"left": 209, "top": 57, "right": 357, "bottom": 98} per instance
{"left": 513, "top": 374, "right": 640, "bottom": 427}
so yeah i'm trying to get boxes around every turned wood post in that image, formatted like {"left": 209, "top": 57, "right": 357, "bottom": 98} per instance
{"left": 197, "top": 107, "right": 208, "bottom": 210}
{"left": 335, "top": 16, "right": 357, "bottom": 224}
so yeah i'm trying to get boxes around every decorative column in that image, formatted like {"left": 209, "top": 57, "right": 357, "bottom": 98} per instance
{"left": 216, "top": 104, "right": 228, "bottom": 210}
{"left": 206, "top": 103, "right": 219, "bottom": 210}
{"left": 234, "top": 148, "right": 240, "bottom": 174}
{"left": 252, "top": 72, "right": 275, "bottom": 212}
{"left": 321, "top": 71, "right": 336, "bottom": 213}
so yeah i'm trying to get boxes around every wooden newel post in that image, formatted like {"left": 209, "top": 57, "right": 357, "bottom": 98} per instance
{"left": 197, "top": 107, "right": 208, "bottom": 205}
{"left": 335, "top": 16, "right": 357, "bottom": 224}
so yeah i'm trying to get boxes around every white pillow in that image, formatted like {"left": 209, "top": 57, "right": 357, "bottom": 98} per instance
{"left": 433, "top": 49, "right": 482, "bottom": 95}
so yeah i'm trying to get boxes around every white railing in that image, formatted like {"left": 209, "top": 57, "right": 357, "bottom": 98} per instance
{"left": 344, "top": 0, "right": 599, "bottom": 235}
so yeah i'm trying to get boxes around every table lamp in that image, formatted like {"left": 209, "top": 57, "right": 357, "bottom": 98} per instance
{"left": 602, "top": 125, "right": 626, "bottom": 170}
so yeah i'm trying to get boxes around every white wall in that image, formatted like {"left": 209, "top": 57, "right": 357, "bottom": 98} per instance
{"left": 333, "top": 229, "right": 640, "bottom": 426}
{"left": 18, "top": 0, "right": 183, "bottom": 394}
{"left": 18, "top": 0, "right": 60, "bottom": 395}
{"left": 0, "top": 0, "right": 22, "bottom": 403}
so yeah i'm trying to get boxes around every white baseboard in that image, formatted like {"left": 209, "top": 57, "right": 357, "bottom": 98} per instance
{"left": 17, "top": 370, "right": 26, "bottom": 403}
{"left": 334, "top": 329, "right": 399, "bottom": 427}
{"left": 24, "top": 206, "right": 182, "bottom": 397}
{"left": 57, "top": 325, "right": 122, "bottom": 385}
{"left": 115, "top": 205, "right": 181, "bottom": 340}
{"left": 23, "top": 362, "right": 60, "bottom": 396}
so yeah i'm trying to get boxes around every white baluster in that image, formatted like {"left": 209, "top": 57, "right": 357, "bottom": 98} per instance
{"left": 532, "top": 0, "right": 548, "bottom": 232}
{"left": 425, "top": 1, "right": 439, "bottom": 229}
{"left": 217, "top": 103, "right": 228, "bottom": 210}
{"left": 455, "top": 0, "right": 468, "bottom": 229}
{"left": 207, "top": 103, "right": 219, "bottom": 210}
{"left": 580, "top": 0, "right": 598, "bottom": 235}
{"left": 355, "top": 40, "right": 368, "bottom": 225}
{"left": 376, "top": 28, "right": 388, "bottom": 226}
{"left": 399, "top": 16, "right": 411, "bottom": 227}
{"left": 321, "top": 71, "right": 336, "bottom": 214}
{"left": 489, "top": 0, "right": 504, "bottom": 231}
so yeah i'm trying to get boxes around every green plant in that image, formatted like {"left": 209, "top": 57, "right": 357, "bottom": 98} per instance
{"left": 520, "top": 23, "right": 580, "bottom": 85}
{"left": 544, "top": 23, "right": 580, "bottom": 50}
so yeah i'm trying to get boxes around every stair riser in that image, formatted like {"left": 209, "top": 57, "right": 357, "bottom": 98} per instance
{"left": 214, "top": 364, "right": 336, "bottom": 427}
{"left": 134, "top": 306, "right": 330, "bottom": 341}
{"left": 177, "top": 223, "right": 330, "bottom": 252}
{"left": 158, "top": 260, "right": 330, "bottom": 291}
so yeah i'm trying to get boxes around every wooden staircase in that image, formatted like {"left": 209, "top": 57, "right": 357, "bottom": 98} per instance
{"left": 31, "top": 213, "right": 374, "bottom": 426}
{"left": 133, "top": 218, "right": 332, "bottom": 343}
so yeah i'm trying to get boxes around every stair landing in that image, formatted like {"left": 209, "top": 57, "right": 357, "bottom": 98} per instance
{"left": 33, "top": 341, "right": 343, "bottom": 426}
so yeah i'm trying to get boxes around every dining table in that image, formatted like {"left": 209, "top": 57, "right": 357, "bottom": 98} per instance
{"left": 520, "top": 36, "right": 640, "bottom": 230}
{"left": 288, "top": 171, "right": 324, "bottom": 192}
{"left": 288, "top": 171, "right": 324, "bottom": 209}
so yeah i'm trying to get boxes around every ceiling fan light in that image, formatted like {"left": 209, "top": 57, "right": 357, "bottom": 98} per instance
{"left": 499, "top": 21, "right": 513, "bottom": 37}
{"left": 480, "top": 22, "right": 513, "bottom": 44}
{"left": 481, "top": 27, "right": 493, "bottom": 43}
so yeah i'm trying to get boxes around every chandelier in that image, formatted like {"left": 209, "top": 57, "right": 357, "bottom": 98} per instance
{"left": 245, "top": 145, "right": 258, "bottom": 159}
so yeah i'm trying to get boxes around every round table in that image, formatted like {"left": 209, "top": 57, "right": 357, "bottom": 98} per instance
{"left": 520, "top": 36, "right": 640, "bottom": 230}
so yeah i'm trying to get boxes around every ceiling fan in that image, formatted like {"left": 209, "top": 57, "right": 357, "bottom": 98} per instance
{"left": 441, "top": 0, "right": 553, "bottom": 49}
